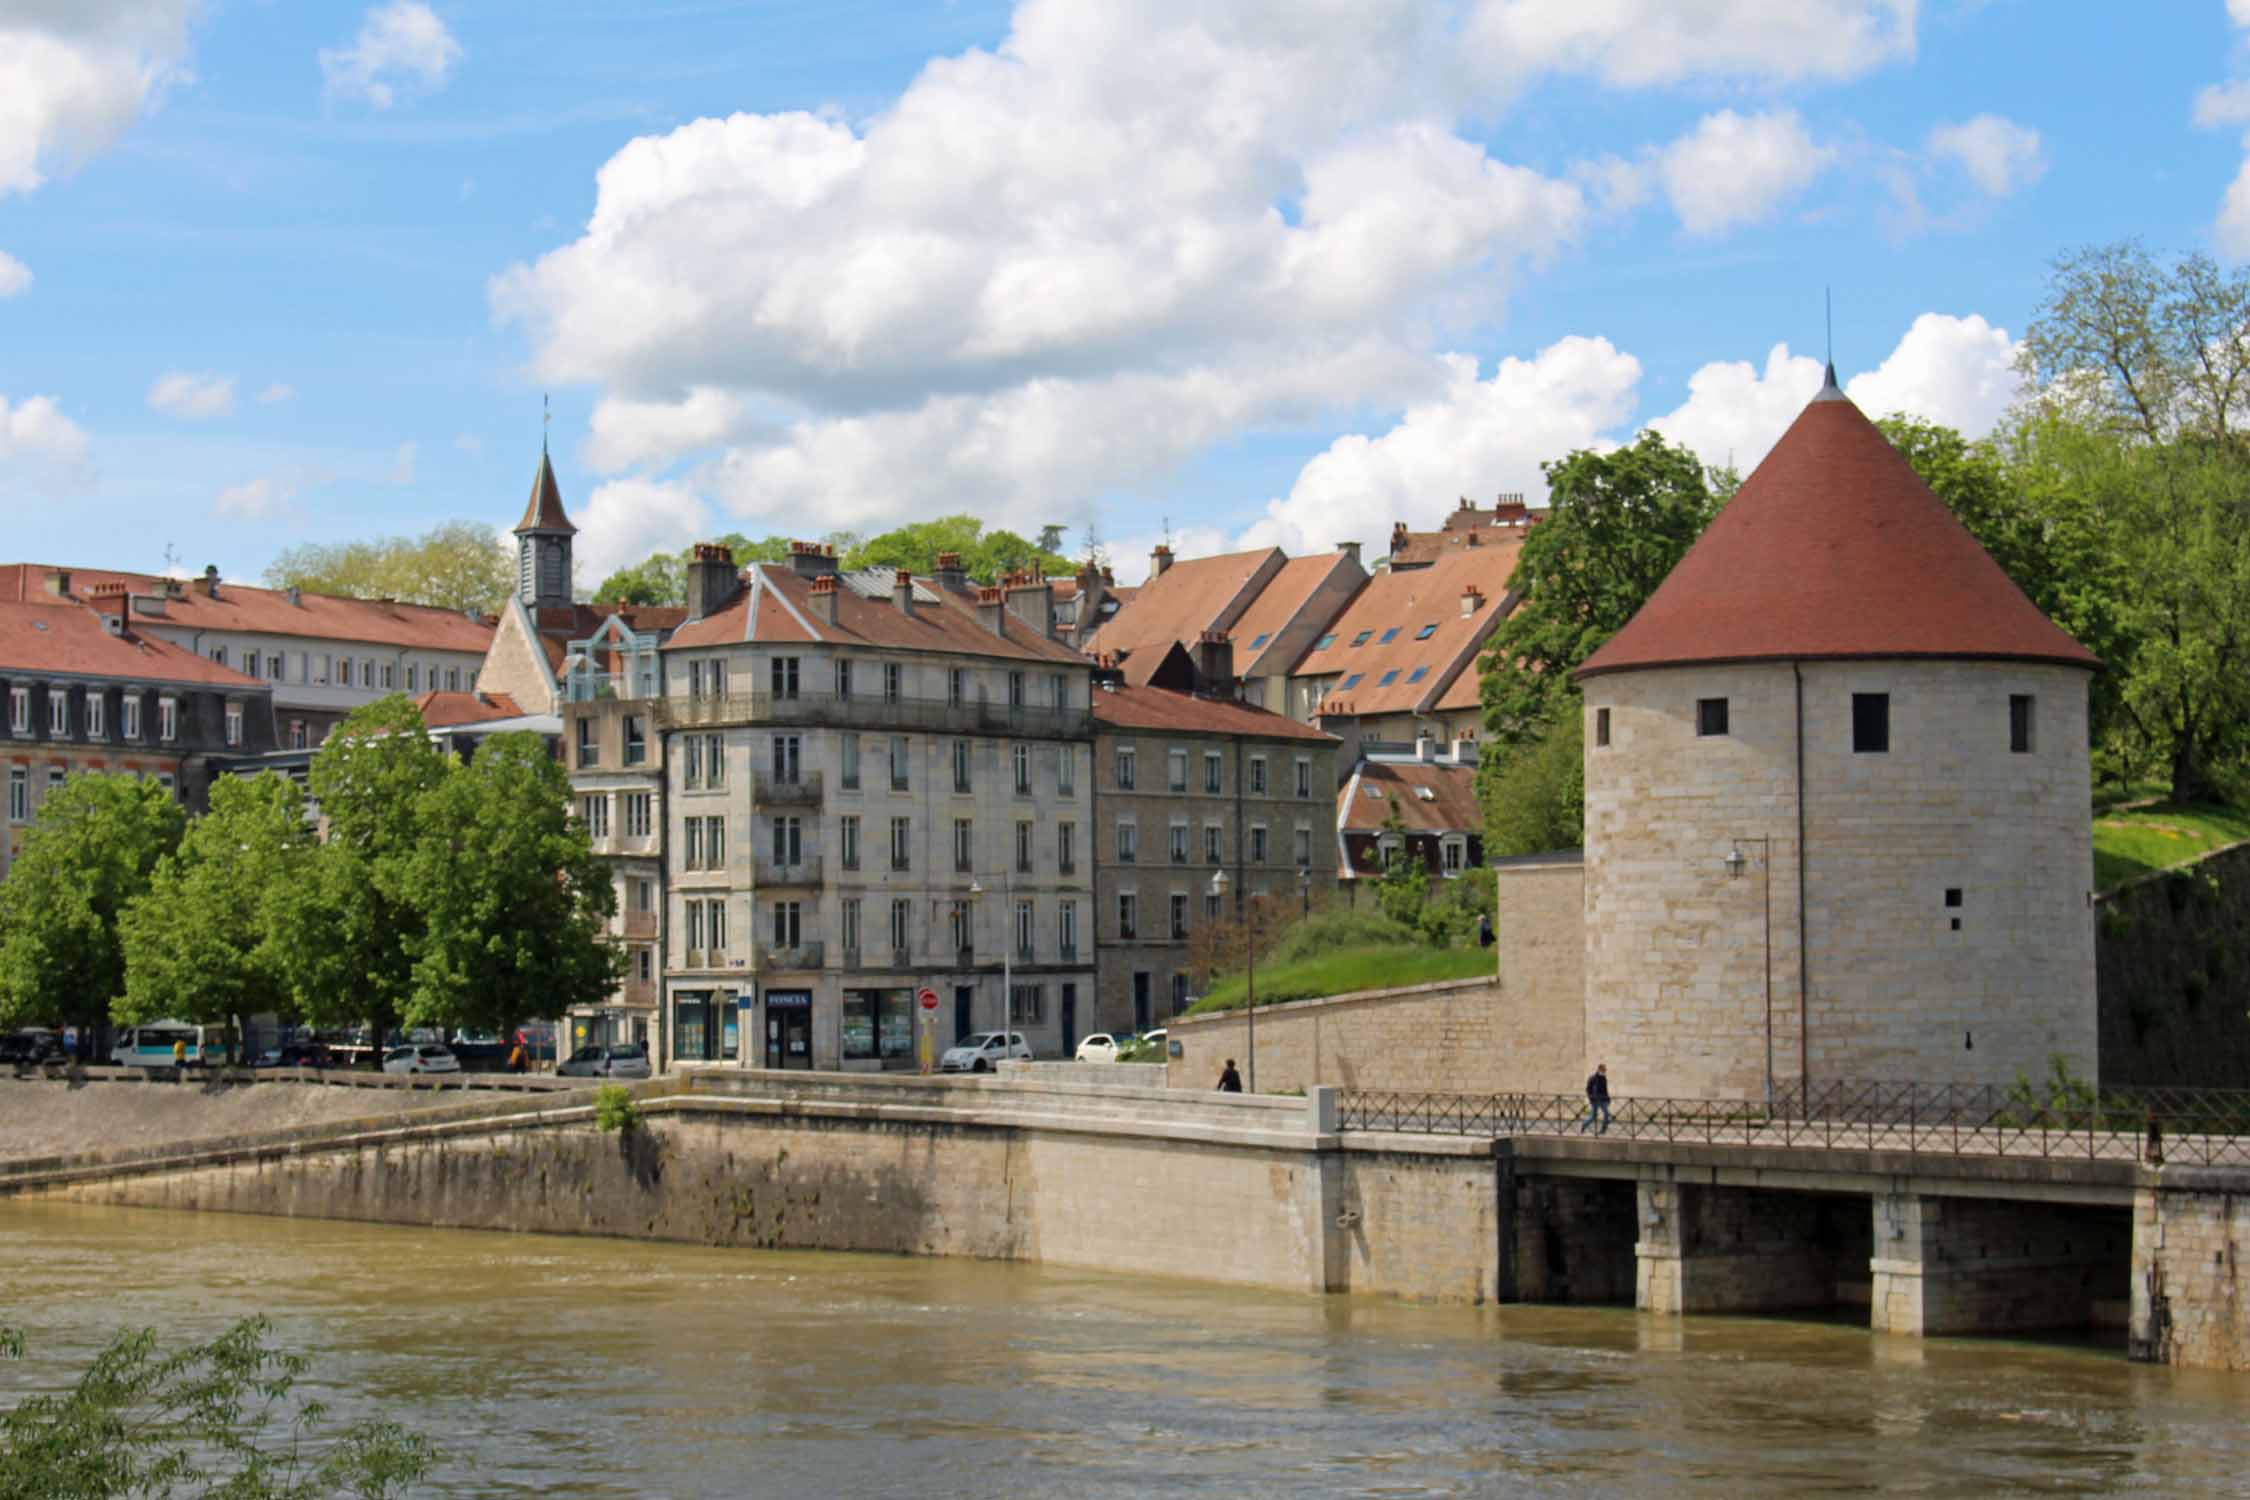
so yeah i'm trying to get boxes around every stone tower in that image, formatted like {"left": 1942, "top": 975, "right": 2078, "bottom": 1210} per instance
{"left": 514, "top": 448, "right": 575, "bottom": 611}
{"left": 1572, "top": 371, "right": 2100, "bottom": 1101}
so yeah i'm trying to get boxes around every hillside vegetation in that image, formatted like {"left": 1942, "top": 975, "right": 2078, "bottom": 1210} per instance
{"left": 2092, "top": 803, "right": 2250, "bottom": 891}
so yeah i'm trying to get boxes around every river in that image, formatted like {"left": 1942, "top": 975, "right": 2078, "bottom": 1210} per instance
{"left": 2, "top": 1201, "right": 2245, "bottom": 1497}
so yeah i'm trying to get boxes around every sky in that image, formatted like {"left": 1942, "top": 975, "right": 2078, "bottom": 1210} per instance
{"left": 2, "top": 0, "right": 2248, "bottom": 591}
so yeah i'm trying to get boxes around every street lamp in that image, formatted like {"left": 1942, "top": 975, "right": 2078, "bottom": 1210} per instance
{"left": 1725, "top": 837, "right": 1773, "bottom": 1114}
{"left": 1211, "top": 867, "right": 1253, "bottom": 1092}
{"left": 1298, "top": 863, "right": 1310, "bottom": 918}
{"left": 968, "top": 874, "right": 1013, "bottom": 1042}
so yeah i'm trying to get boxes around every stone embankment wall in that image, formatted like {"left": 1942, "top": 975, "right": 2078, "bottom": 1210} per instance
{"left": 2096, "top": 842, "right": 2250, "bottom": 1088}
{"left": 1166, "top": 979, "right": 1514, "bottom": 1095}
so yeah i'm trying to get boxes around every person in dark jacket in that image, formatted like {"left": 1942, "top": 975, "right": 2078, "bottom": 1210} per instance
{"left": 1477, "top": 913, "right": 1494, "bottom": 948}
{"left": 1216, "top": 1059, "right": 1244, "bottom": 1093}
{"left": 1580, "top": 1063, "right": 1611, "bottom": 1135}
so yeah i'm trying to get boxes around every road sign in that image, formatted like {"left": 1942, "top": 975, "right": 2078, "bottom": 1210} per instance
{"left": 917, "top": 987, "right": 939, "bottom": 1010}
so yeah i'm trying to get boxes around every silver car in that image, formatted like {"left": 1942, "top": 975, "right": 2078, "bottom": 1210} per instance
{"left": 558, "top": 1043, "right": 653, "bottom": 1080}
{"left": 381, "top": 1044, "right": 460, "bottom": 1075}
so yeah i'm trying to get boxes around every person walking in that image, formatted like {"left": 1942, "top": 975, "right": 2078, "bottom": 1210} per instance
{"left": 506, "top": 1041, "right": 527, "bottom": 1075}
{"left": 171, "top": 1035, "right": 189, "bottom": 1082}
{"left": 1580, "top": 1063, "right": 1611, "bottom": 1135}
{"left": 1477, "top": 913, "right": 1494, "bottom": 949}
{"left": 1216, "top": 1058, "right": 1244, "bottom": 1093}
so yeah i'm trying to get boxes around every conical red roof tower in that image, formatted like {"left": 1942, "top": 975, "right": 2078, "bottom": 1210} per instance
{"left": 1576, "top": 374, "right": 2097, "bottom": 680}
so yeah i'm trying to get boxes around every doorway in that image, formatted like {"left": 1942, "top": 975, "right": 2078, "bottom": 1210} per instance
{"left": 1132, "top": 972, "right": 1151, "bottom": 1035}
{"left": 765, "top": 992, "right": 813, "bottom": 1069}
{"left": 954, "top": 985, "right": 974, "bottom": 1045}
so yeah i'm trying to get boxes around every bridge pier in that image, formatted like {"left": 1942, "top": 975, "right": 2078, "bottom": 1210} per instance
{"left": 1869, "top": 1192, "right": 2130, "bottom": 1338}
{"left": 1634, "top": 1180, "right": 1870, "bottom": 1316}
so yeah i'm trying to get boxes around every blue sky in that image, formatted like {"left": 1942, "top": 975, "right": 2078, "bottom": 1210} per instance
{"left": 3, "top": 1, "right": 2246, "bottom": 589}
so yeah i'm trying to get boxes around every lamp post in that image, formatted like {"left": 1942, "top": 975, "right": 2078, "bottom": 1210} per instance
{"left": 969, "top": 874, "right": 1013, "bottom": 1043}
{"left": 1725, "top": 837, "right": 1774, "bottom": 1114}
{"left": 1298, "top": 863, "right": 1310, "bottom": 918}
{"left": 1211, "top": 867, "right": 1253, "bottom": 1092}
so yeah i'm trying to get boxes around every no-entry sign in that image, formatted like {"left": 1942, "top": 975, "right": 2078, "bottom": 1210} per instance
{"left": 917, "top": 987, "right": 940, "bottom": 1010}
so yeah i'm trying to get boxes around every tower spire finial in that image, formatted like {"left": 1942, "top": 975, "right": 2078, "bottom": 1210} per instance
{"left": 1823, "top": 287, "right": 1838, "bottom": 391}
{"left": 542, "top": 392, "right": 550, "bottom": 456}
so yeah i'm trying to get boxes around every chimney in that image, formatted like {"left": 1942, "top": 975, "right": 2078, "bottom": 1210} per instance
{"left": 1149, "top": 543, "right": 1173, "bottom": 579}
{"left": 1005, "top": 570, "right": 1057, "bottom": 640}
{"left": 1451, "top": 736, "right": 1475, "bottom": 765}
{"left": 286, "top": 586, "right": 303, "bottom": 608}
{"left": 1336, "top": 540, "right": 1360, "bottom": 569}
{"left": 975, "top": 585, "right": 1006, "bottom": 636}
{"left": 1415, "top": 733, "right": 1434, "bottom": 762}
{"left": 200, "top": 564, "right": 220, "bottom": 599}
{"left": 1092, "top": 654, "right": 1125, "bottom": 691}
{"left": 893, "top": 569, "right": 917, "bottom": 618}
{"left": 686, "top": 543, "right": 740, "bottom": 622}
{"left": 162, "top": 577, "right": 184, "bottom": 601}
{"left": 787, "top": 539, "right": 837, "bottom": 579}
{"left": 42, "top": 569, "right": 69, "bottom": 597}
{"left": 1461, "top": 586, "right": 1484, "bottom": 617}
{"left": 1494, "top": 493, "right": 1530, "bottom": 525}
{"left": 810, "top": 572, "right": 840, "bottom": 626}
{"left": 933, "top": 552, "right": 968, "bottom": 593}
{"left": 1194, "top": 630, "right": 1235, "bottom": 697}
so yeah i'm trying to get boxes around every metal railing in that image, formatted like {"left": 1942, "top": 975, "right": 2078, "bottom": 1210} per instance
{"left": 657, "top": 690, "right": 1093, "bottom": 738}
{"left": 751, "top": 770, "right": 823, "bottom": 806}
{"left": 752, "top": 854, "right": 825, "bottom": 886}
{"left": 1335, "top": 1080, "right": 2250, "bottom": 1167}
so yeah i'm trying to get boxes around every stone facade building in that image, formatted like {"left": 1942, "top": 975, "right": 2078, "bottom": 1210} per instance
{"left": 1550, "top": 371, "right": 2101, "bottom": 1101}
{"left": 1334, "top": 752, "right": 1484, "bottom": 901}
{"left": 1091, "top": 643, "right": 1340, "bottom": 1029}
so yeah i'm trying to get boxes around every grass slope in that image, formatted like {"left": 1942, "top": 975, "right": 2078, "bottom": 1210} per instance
{"left": 1186, "top": 945, "right": 1492, "bottom": 1015}
{"left": 2092, "top": 803, "right": 2250, "bottom": 892}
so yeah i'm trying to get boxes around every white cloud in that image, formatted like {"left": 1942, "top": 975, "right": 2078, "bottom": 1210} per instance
{"left": 0, "top": 394, "right": 93, "bottom": 486}
{"left": 586, "top": 387, "right": 753, "bottom": 473}
{"left": 1927, "top": 115, "right": 2046, "bottom": 197}
{"left": 1246, "top": 337, "right": 1642, "bottom": 557}
{"left": 0, "top": 1, "right": 197, "bottom": 199}
{"left": 1843, "top": 312, "right": 2021, "bottom": 435}
{"left": 388, "top": 441, "right": 418, "bottom": 485}
{"left": 256, "top": 382, "right": 293, "bottom": 404}
{"left": 319, "top": 2, "right": 463, "bottom": 110}
{"left": 0, "top": 250, "right": 28, "bottom": 297}
{"left": 2219, "top": 160, "right": 2250, "bottom": 261}
{"left": 213, "top": 476, "right": 289, "bottom": 521}
{"left": 1465, "top": 0, "right": 1917, "bottom": 89}
{"left": 2233, "top": 0, "right": 2250, "bottom": 28}
{"left": 2195, "top": 79, "right": 2250, "bottom": 129}
{"left": 146, "top": 371, "right": 235, "bottom": 420}
{"left": 1656, "top": 109, "right": 1833, "bottom": 235}
{"left": 573, "top": 476, "right": 712, "bottom": 585}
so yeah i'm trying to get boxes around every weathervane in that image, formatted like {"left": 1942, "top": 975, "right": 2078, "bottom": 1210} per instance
{"left": 542, "top": 392, "right": 550, "bottom": 456}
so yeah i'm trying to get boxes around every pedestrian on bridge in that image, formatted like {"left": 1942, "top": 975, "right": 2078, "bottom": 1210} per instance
{"left": 1216, "top": 1059, "right": 1244, "bottom": 1093}
{"left": 1581, "top": 1064, "right": 1611, "bottom": 1135}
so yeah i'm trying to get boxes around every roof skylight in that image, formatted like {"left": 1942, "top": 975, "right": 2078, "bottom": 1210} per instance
{"left": 1340, "top": 673, "right": 1363, "bottom": 689}
{"left": 1414, "top": 623, "right": 1438, "bottom": 640}
{"left": 1377, "top": 669, "right": 1398, "bottom": 686}
{"left": 1406, "top": 665, "right": 1427, "bottom": 684}
{"left": 1351, "top": 630, "right": 1373, "bottom": 647}
{"left": 1378, "top": 627, "right": 1399, "bottom": 644}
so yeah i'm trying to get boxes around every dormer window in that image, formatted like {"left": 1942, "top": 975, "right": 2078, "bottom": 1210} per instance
{"left": 47, "top": 689, "right": 67, "bottom": 737}
{"left": 157, "top": 696, "right": 178, "bottom": 743}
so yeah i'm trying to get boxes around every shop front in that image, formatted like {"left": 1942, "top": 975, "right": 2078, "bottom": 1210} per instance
{"left": 842, "top": 987, "right": 917, "bottom": 1071}
{"left": 672, "top": 989, "right": 740, "bottom": 1064}
{"left": 764, "top": 990, "right": 813, "bottom": 1069}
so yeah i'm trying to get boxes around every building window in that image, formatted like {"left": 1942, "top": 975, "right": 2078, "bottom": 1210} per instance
{"left": 948, "top": 667, "right": 965, "bottom": 707}
{"left": 407, "top": 664, "right": 420, "bottom": 692}
{"left": 86, "top": 695, "right": 103, "bottom": 740}
{"left": 771, "top": 815, "right": 802, "bottom": 867}
{"left": 8, "top": 687, "right": 26, "bottom": 735}
{"left": 768, "top": 734, "right": 801, "bottom": 786}
{"left": 883, "top": 662, "right": 902, "bottom": 704}
{"left": 2009, "top": 694, "right": 2035, "bottom": 754}
{"left": 890, "top": 816, "right": 912, "bottom": 871}
{"left": 1008, "top": 671, "right": 1025, "bottom": 708}
{"left": 624, "top": 792, "right": 652, "bottom": 839}
{"left": 1058, "top": 821, "right": 1076, "bottom": 874}
{"left": 633, "top": 878, "right": 653, "bottom": 912}
{"left": 889, "top": 736, "right": 910, "bottom": 791}
{"left": 211, "top": 646, "right": 228, "bottom": 669}
{"left": 1294, "top": 758, "right": 1311, "bottom": 798}
{"left": 842, "top": 898, "right": 863, "bottom": 955}
{"left": 1696, "top": 698, "right": 1729, "bottom": 737}
{"left": 48, "top": 690, "right": 67, "bottom": 737}
{"left": 1167, "top": 747, "right": 1188, "bottom": 791}
{"left": 703, "top": 734, "right": 725, "bottom": 787}
{"left": 576, "top": 718, "right": 598, "bottom": 768}
{"left": 1170, "top": 973, "right": 1189, "bottom": 1012}
{"left": 1250, "top": 825, "right": 1268, "bottom": 863}
{"left": 337, "top": 658, "right": 352, "bottom": 689}
{"left": 1204, "top": 824, "right": 1222, "bottom": 864}
{"left": 1014, "top": 898, "right": 1034, "bottom": 959}
{"left": 1168, "top": 823, "right": 1188, "bottom": 864}
{"left": 684, "top": 818, "right": 705, "bottom": 870}
{"left": 1015, "top": 820, "right": 1033, "bottom": 874}
{"left": 289, "top": 720, "right": 307, "bottom": 750}
{"left": 841, "top": 815, "right": 862, "bottom": 870}
{"left": 1852, "top": 693, "right": 1889, "bottom": 754}
{"left": 1169, "top": 893, "right": 1188, "bottom": 940}
{"left": 623, "top": 716, "right": 646, "bottom": 766}
{"left": 889, "top": 897, "right": 911, "bottom": 954}
{"left": 707, "top": 898, "right": 728, "bottom": 955}
{"left": 157, "top": 697, "right": 178, "bottom": 742}
{"left": 637, "top": 948, "right": 653, "bottom": 982}
{"left": 1117, "top": 820, "right": 1137, "bottom": 864}
{"left": 120, "top": 696, "right": 140, "bottom": 741}
{"left": 1249, "top": 755, "right": 1267, "bottom": 795}
{"left": 1117, "top": 892, "right": 1138, "bottom": 941}
{"left": 771, "top": 656, "right": 800, "bottom": 700}
{"left": 1441, "top": 838, "right": 1463, "bottom": 872}
{"left": 1051, "top": 673, "right": 1068, "bottom": 709}
{"left": 1115, "top": 747, "right": 1136, "bottom": 790}
{"left": 1012, "top": 742, "right": 1031, "bottom": 794}
{"left": 836, "top": 659, "right": 854, "bottom": 698}
{"left": 682, "top": 734, "right": 703, "bottom": 788}
{"left": 954, "top": 818, "right": 974, "bottom": 873}
{"left": 1296, "top": 827, "right": 1313, "bottom": 867}
{"left": 952, "top": 739, "right": 972, "bottom": 793}
{"left": 362, "top": 659, "right": 375, "bottom": 687}
{"left": 1203, "top": 751, "right": 1222, "bottom": 794}
{"left": 7, "top": 768, "right": 24, "bottom": 823}
{"left": 947, "top": 900, "right": 969, "bottom": 955}
{"left": 1595, "top": 707, "right": 1611, "bottom": 747}
{"left": 382, "top": 662, "right": 396, "bottom": 689}
{"left": 581, "top": 795, "right": 610, "bottom": 839}
{"left": 771, "top": 901, "right": 802, "bottom": 949}
{"left": 224, "top": 703, "right": 242, "bottom": 747}
{"left": 1057, "top": 747, "right": 1075, "bottom": 796}
{"left": 841, "top": 734, "right": 861, "bottom": 790}
{"left": 1059, "top": 900, "right": 1078, "bottom": 959}
{"left": 1009, "top": 983, "right": 1044, "bottom": 1026}
{"left": 1204, "top": 890, "right": 1221, "bottom": 922}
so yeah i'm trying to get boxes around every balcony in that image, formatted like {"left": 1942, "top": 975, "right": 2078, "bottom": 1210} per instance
{"left": 1058, "top": 943, "right": 1078, "bottom": 962}
{"left": 622, "top": 910, "right": 657, "bottom": 941}
{"left": 656, "top": 689, "right": 1094, "bottom": 739}
{"left": 840, "top": 947, "right": 865, "bottom": 971}
{"left": 751, "top": 770, "right": 823, "bottom": 807}
{"left": 753, "top": 854, "right": 825, "bottom": 886}
{"left": 757, "top": 941, "right": 826, "bottom": 971}
{"left": 621, "top": 977, "right": 658, "bottom": 1007}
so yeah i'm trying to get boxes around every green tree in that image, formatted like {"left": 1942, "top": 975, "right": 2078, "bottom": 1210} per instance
{"left": 265, "top": 520, "right": 513, "bottom": 616}
{"left": 117, "top": 774, "right": 315, "bottom": 1031}
{"left": 1374, "top": 806, "right": 1431, "bottom": 930}
{"left": 394, "top": 731, "right": 619, "bottom": 1035}
{"left": 276, "top": 696, "right": 452, "bottom": 1044}
{"left": 1480, "top": 699, "right": 1585, "bottom": 857}
{"left": 591, "top": 532, "right": 797, "bottom": 605}
{"left": 0, "top": 1318, "right": 434, "bottom": 1498}
{"left": 0, "top": 775, "right": 184, "bottom": 1031}
{"left": 842, "top": 516, "right": 1074, "bottom": 582}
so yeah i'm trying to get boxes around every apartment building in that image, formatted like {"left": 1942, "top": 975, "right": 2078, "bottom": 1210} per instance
{"left": 1335, "top": 751, "right": 1484, "bottom": 901}
{"left": 570, "top": 542, "right": 1099, "bottom": 1071}
{"left": 0, "top": 593, "right": 275, "bottom": 876}
{"left": 0, "top": 564, "right": 492, "bottom": 746}
{"left": 1090, "top": 641, "right": 1339, "bottom": 1030}
{"left": 1382, "top": 494, "right": 1540, "bottom": 571}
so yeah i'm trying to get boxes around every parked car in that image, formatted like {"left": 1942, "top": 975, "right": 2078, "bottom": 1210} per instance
{"left": 557, "top": 1043, "right": 653, "bottom": 1080}
{"left": 1073, "top": 1033, "right": 1121, "bottom": 1064}
{"left": 381, "top": 1044, "right": 460, "bottom": 1076}
{"left": 0, "top": 1029, "right": 60, "bottom": 1065}
{"left": 940, "top": 1031, "right": 1032, "bottom": 1073}
{"left": 253, "top": 1041, "right": 332, "bottom": 1070}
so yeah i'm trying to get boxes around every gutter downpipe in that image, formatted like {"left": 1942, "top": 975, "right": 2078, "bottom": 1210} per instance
{"left": 1793, "top": 661, "right": 1810, "bottom": 1117}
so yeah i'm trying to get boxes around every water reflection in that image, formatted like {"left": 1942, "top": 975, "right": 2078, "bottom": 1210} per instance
{"left": 1, "top": 1200, "right": 2245, "bottom": 1498}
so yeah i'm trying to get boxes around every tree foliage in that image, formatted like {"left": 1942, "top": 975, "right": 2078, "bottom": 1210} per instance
{"left": 0, "top": 776, "right": 184, "bottom": 1029}
{"left": 117, "top": 774, "right": 315, "bottom": 1028}
{"left": 1480, "top": 700, "right": 1585, "bottom": 858}
{"left": 0, "top": 1317, "right": 434, "bottom": 1499}
{"left": 591, "top": 517, "right": 1072, "bottom": 605}
{"left": 591, "top": 532, "right": 797, "bottom": 606}
{"left": 264, "top": 520, "right": 513, "bottom": 617}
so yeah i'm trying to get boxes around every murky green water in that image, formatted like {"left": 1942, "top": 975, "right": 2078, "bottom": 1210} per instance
{"left": 2, "top": 1201, "right": 2245, "bottom": 1497}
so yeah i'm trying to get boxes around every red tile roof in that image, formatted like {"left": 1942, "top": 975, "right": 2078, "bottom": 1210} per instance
{"left": 1337, "top": 760, "right": 1482, "bottom": 833}
{"left": 1389, "top": 497, "right": 1541, "bottom": 568}
{"left": 668, "top": 565, "right": 1091, "bottom": 664}
{"left": 414, "top": 690, "right": 525, "bottom": 727}
{"left": 0, "top": 599, "right": 267, "bottom": 687}
{"left": 0, "top": 566, "right": 495, "bottom": 654}
{"left": 514, "top": 452, "right": 576, "bottom": 534}
{"left": 1083, "top": 548, "right": 1280, "bottom": 681}
{"left": 1223, "top": 553, "right": 1358, "bottom": 675}
{"left": 1578, "top": 385, "right": 2101, "bottom": 680}
{"left": 1091, "top": 681, "right": 1337, "bottom": 742}
{"left": 1289, "top": 546, "right": 1524, "bottom": 717}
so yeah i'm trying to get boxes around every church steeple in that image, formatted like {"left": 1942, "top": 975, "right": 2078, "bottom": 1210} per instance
{"left": 513, "top": 449, "right": 576, "bottom": 611}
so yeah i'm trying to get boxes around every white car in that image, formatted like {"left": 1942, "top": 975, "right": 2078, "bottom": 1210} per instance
{"left": 381, "top": 1043, "right": 460, "bottom": 1076}
{"left": 1073, "top": 1033, "right": 1121, "bottom": 1063}
{"left": 939, "top": 1031, "right": 1032, "bottom": 1073}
